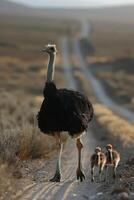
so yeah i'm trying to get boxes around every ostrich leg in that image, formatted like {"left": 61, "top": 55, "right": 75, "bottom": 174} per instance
{"left": 113, "top": 165, "right": 117, "bottom": 179}
{"left": 50, "top": 133, "right": 63, "bottom": 182}
{"left": 105, "top": 165, "right": 109, "bottom": 182}
{"left": 91, "top": 164, "right": 95, "bottom": 182}
{"left": 76, "top": 137, "right": 85, "bottom": 182}
{"left": 99, "top": 163, "right": 104, "bottom": 182}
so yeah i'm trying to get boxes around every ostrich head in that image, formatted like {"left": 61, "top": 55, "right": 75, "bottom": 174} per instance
{"left": 106, "top": 144, "right": 113, "bottom": 152}
{"left": 42, "top": 44, "right": 57, "bottom": 54}
{"left": 95, "top": 146, "right": 101, "bottom": 155}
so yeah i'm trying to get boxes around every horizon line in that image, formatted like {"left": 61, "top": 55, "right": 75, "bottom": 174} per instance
{"left": 9, "top": 0, "right": 134, "bottom": 9}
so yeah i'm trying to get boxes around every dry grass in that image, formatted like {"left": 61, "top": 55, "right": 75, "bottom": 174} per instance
{"left": 96, "top": 69, "right": 134, "bottom": 111}
{"left": 94, "top": 103, "right": 134, "bottom": 146}
{"left": 0, "top": 92, "right": 58, "bottom": 163}
{"left": 90, "top": 20, "right": 134, "bottom": 58}
{"left": 0, "top": 88, "right": 68, "bottom": 198}
{"left": 0, "top": 54, "right": 67, "bottom": 163}
{"left": 0, "top": 164, "right": 16, "bottom": 200}
{"left": 0, "top": 15, "right": 70, "bottom": 197}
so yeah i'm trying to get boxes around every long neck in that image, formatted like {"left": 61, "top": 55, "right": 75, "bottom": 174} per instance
{"left": 95, "top": 154, "right": 100, "bottom": 165}
{"left": 46, "top": 52, "right": 56, "bottom": 82}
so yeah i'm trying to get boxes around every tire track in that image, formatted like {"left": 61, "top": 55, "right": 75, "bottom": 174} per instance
{"left": 18, "top": 138, "right": 78, "bottom": 200}
{"left": 53, "top": 181, "right": 77, "bottom": 200}
{"left": 39, "top": 138, "right": 77, "bottom": 200}
{"left": 32, "top": 182, "right": 55, "bottom": 200}
{"left": 43, "top": 181, "right": 75, "bottom": 200}
{"left": 19, "top": 184, "right": 43, "bottom": 200}
{"left": 14, "top": 183, "right": 36, "bottom": 199}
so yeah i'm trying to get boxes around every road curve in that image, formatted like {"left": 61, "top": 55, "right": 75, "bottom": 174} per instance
{"left": 73, "top": 38, "right": 134, "bottom": 122}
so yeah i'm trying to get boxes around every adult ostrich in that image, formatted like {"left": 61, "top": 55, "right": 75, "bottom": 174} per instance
{"left": 37, "top": 44, "right": 93, "bottom": 182}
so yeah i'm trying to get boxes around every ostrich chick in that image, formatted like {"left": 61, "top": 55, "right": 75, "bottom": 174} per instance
{"left": 90, "top": 146, "right": 106, "bottom": 182}
{"left": 105, "top": 144, "right": 120, "bottom": 181}
{"left": 37, "top": 44, "right": 93, "bottom": 182}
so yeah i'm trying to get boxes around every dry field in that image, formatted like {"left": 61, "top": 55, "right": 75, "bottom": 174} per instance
{"left": 90, "top": 58, "right": 134, "bottom": 112}
{"left": 90, "top": 20, "right": 134, "bottom": 58}
{"left": 88, "top": 19, "right": 134, "bottom": 114}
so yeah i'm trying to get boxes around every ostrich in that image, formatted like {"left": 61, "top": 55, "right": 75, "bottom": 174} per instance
{"left": 105, "top": 144, "right": 120, "bottom": 181}
{"left": 37, "top": 44, "right": 93, "bottom": 182}
{"left": 90, "top": 146, "right": 106, "bottom": 182}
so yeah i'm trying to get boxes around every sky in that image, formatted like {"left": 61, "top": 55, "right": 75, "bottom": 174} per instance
{"left": 10, "top": 0, "right": 134, "bottom": 8}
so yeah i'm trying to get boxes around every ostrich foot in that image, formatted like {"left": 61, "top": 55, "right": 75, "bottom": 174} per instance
{"left": 50, "top": 173, "right": 61, "bottom": 182}
{"left": 76, "top": 169, "right": 85, "bottom": 182}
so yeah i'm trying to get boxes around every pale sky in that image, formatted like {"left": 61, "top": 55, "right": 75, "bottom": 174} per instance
{"left": 10, "top": 0, "right": 134, "bottom": 8}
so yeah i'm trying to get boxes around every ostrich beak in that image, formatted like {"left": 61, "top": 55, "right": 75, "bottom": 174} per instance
{"left": 41, "top": 47, "right": 48, "bottom": 52}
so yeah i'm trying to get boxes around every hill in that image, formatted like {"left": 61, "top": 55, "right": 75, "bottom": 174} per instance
{"left": 0, "top": 0, "right": 134, "bottom": 24}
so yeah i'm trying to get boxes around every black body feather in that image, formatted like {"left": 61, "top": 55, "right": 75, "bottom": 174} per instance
{"left": 37, "top": 82, "right": 93, "bottom": 136}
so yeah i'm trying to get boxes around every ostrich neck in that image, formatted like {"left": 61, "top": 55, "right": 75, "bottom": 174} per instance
{"left": 46, "top": 53, "right": 56, "bottom": 82}
{"left": 108, "top": 151, "right": 113, "bottom": 163}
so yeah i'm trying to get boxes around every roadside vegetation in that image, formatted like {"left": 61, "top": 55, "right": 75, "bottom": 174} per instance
{"left": 73, "top": 66, "right": 134, "bottom": 145}
{"left": 90, "top": 20, "right": 134, "bottom": 58}
{"left": 90, "top": 59, "right": 134, "bottom": 112}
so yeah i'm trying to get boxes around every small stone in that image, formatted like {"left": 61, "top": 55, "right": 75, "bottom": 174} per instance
{"left": 118, "top": 192, "right": 129, "bottom": 200}
{"left": 111, "top": 188, "right": 130, "bottom": 195}
{"left": 13, "top": 170, "right": 22, "bottom": 179}
{"left": 97, "top": 192, "right": 103, "bottom": 196}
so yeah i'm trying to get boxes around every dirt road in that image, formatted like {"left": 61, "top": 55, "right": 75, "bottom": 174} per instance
{"left": 17, "top": 133, "right": 97, "bottom": 200}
